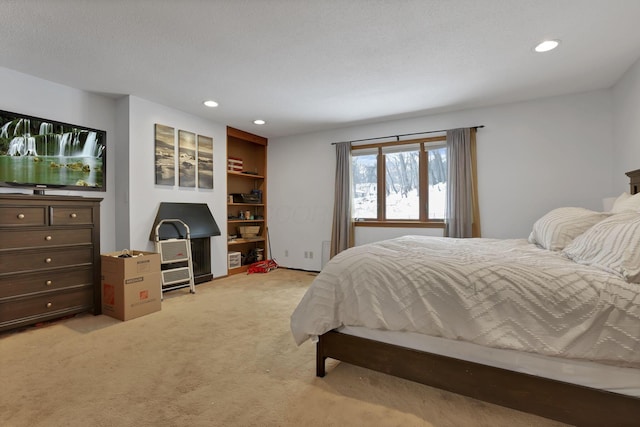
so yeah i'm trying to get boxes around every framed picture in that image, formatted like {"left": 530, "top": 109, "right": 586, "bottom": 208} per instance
{"left": 178, "top": 130, "right": 196, "bottom": 187}
{"left": 154, "top": 124, "right": 175, "bottom": 185}
{"left": 197, "top": 134, "right": 213, "bottom": 189}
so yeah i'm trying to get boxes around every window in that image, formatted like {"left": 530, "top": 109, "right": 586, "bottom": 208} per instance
{"left": 351, "top": 151, "right": 377, "bottom": 219}
{"left": 352, "top": 137, "right": 447, "bottom": 224}
{"left": 384, "top": 145, "right": 420, "bottom": 219}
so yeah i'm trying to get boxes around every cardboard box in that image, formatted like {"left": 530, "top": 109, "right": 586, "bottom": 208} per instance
{"left": 101, "top": 251, "right": 162, "bottom": 321}
{"left": 101, "top": 250, "right": 160, "bottom": 277}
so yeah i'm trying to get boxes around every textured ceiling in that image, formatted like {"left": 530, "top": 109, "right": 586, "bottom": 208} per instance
{"left": 2, "top": 0, "right": 640, "bottom": 138}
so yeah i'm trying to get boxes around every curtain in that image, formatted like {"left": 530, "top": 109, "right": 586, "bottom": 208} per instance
{"left": 330, "top": 141, "right": 353, "bottom": 258}
{"left": 445, "top": 128, "right": 481, "bottom": 238}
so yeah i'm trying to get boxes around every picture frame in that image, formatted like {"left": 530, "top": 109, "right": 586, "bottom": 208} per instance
{"left": 154, "top": 124, "right": 175, "bottom": 186}
{"left": 197, "top": 134, "right": 213, "bottom": 189}
{"left": 178, "top": 130, "right": 196, "bottom": 187}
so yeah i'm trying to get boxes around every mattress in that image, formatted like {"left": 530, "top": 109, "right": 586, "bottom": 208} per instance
{"left": 291, "top": 235, "right": 640, "bottom": 367}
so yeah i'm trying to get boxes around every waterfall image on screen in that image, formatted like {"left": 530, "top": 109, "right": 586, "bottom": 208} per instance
{"left": 0, "top": 110, "right": 106, "bottom": 191}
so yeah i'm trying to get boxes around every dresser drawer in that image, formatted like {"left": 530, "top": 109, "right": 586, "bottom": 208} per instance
{"left": 50, "top": 206, "right": 94, "bottom": 225}
{"left": 0, "top": 286, "right": 93, "bottom": 324}
{"left": 0, "top": 228, "right": 93, "bottom": 250}
{"left": 0, "top": 206, "right": 47, "bottom": 226}
{"left": 0, "top": 267, "right": 93, "bottom": 298}
{"left": 0, "top": 194, "right": 102, "bottom": 332}
{"left": 0, "top": 247, "right": 93, "bottom": 275}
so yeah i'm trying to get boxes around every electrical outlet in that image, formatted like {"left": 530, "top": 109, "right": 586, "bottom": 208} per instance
{"left": 309, "top": 251, "right": 313, "bottom": 259}
{"left": 284, "top": 249, "right": 288, "bottom": 257}
{"left": 304, "top": 251, "right": 308, "bottom": 258}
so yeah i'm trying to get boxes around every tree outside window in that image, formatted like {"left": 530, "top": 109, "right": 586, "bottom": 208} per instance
{"left": 352, "top": 138, "right": 447, "bottom": 223}
{"left": 352, "top": 152, "right": 377, "bottom": 219}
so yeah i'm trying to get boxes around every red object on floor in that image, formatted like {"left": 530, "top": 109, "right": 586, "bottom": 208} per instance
{"left": 247, "top": 259, "right": 278, "bottom": 274}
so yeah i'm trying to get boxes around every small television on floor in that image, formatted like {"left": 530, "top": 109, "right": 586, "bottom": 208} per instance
{"left": 0, "top": 109, "right": 106, "bottom": 194}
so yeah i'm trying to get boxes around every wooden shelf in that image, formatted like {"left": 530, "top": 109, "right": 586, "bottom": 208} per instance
{"left": 228, "top": 265, "right": 250, "bottom": 274}
{"left": 228, "top": 237, "right": 265, "bottom": 245}
{"left": 227, "top": 126, "right": 267, "bottom": 275}
{"left": 227, "top": 171, "right": 265, "bottom": 179}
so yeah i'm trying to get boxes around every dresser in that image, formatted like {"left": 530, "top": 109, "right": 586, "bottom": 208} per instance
{"left": 0, "top": 194, "right": 102, "bottom": 332}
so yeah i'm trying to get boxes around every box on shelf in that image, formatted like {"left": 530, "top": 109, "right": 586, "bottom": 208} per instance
{"left": 101, "top": 250, "right": 162, "bottom": 321}
{"left": 228, "top": 157, "right": 243, "bottom": 172}
{"left": 228, "top": 251, "right": 242, "bottom": 269}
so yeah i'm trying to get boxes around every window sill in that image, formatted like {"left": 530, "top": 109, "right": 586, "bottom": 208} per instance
{"left": 353, "top": 220, "right": 445, "bottom": 229}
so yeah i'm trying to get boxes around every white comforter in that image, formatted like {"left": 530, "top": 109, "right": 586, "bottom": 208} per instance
{"left": 290, "top": 236, "right": 640, "bottom": 367}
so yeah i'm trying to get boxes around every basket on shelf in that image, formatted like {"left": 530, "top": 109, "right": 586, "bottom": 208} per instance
{"left": 238, "top": 225, "right": 260, "bottom": 238}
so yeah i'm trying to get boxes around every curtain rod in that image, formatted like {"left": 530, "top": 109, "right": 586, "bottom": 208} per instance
{"left": 330, "top": 125, "right": 484, "bottom": 145}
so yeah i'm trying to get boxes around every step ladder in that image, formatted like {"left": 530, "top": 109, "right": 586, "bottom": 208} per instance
{"left": 154, "top": 219, "right": 195, "bottom": 298}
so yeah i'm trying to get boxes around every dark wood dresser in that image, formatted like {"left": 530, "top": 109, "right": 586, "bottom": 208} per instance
{"left": 0, "top": 194, "right": 102, "bottom": 332}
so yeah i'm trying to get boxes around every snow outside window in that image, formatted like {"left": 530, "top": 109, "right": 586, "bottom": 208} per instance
{"left": 351, "top": 142, "right": 446, "bottom": 221}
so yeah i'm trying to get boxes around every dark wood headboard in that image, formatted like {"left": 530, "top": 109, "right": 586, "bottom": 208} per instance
{"left": 626, "top": 169, "right": 640, "bottom": 195}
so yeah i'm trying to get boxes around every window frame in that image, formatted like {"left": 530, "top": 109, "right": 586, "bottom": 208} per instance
{"left": 351, "top": 136, "right": 446, "bottom": 228}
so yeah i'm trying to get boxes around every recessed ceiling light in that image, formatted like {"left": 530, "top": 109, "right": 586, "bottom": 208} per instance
{"left": 534, "top": 40, "right": 560, "bottom": 53}
{"left": 203, "top": 100, "right": 219, "bottom": 107}
{"left": 253, "top": 119, "right": 266, "bottom": 125}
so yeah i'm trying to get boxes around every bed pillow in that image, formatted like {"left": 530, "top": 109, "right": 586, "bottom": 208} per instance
{"left": 611, "top": 191, "right": 640, "bottom": 213}
{"left": 528, "top": 207, "right": 610, "bottom": 251}
{"left": 609, "top": 192, "right": 630, "bottom": 212}
{"left": 562, "top": 211, "right": 640, "bottom": 283}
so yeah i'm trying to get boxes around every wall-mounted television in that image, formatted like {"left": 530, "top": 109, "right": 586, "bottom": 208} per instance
{"left": 0, "top": 109, "right": 106, "bottom": 195}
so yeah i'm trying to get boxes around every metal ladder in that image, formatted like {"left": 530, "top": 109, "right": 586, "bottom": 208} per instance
{"left": 154, "top": 219, "right": 195, "bottom": 298}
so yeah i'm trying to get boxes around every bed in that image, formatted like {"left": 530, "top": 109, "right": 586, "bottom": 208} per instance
{"left": 290, "top": 169, "right": 640, "bottom": 427}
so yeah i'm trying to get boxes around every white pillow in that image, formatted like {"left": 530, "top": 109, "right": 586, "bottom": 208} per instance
{"left": 611, "top": 191, "right": 640, "bottom": 213}
{"left": 528, "top": 207, "right": 610, "bottom": 251}
{"left": 608, "top": 192, "right": 629, "bottom": 212}
{"left": 563, "top": 211, "right": 640, "bottom": 283}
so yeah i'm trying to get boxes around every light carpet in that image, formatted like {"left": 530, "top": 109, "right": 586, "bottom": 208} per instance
{"left": 0, "top": 268, "right": 568, "bottom": 427}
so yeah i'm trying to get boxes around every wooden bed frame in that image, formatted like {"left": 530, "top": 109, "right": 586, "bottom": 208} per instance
{"left": 315, "top": 169, "right": 640, "bottom": 427}
{"left": 317, "top": 331, "right": 640, "bottom": 426}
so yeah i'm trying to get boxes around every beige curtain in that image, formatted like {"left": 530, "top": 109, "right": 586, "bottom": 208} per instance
{"left": 330, "top": 141, "right": 353, "bottom": 258}
{"left": 445, "top": 128, "right": 481, "bottom": 238}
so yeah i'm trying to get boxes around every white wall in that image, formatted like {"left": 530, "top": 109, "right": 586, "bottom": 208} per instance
{"left": 2, "top": 64, "right": 629, "bottom": 276}
{"left": 0, "top": 67, "right": 117, "bottom": 252}
{"left": 114, "top": 96, "right": 130, "bottom": 249}
{"left": 269, "top": 89, "right": 614, "bottom": 271}
{"left": 612, "top": 56, "right": 640, "bottom": 190}
{"left": 125, "top": 96, "right": 229, "bottom": 278}
{"left": 0, "top": 68, "right": 245, "bottom": 278}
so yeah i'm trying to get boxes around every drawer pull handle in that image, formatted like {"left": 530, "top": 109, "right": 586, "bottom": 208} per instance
{"left": 45, "top": 235, "right": 52, "bottom": 241}
{"left": 46, "top": 302, "right": 53, "bottom": 308}
{"left": 17, "top": 213, "right": 25, "bottom": 219}
{"left": 45, "top": 258, "right": 52, "bottom": 263}
{"left": 70, "top": 213, "right": 78, "bottom": 218}
{"left": 46, "top": 280, "right": 53, "bottom": 286}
